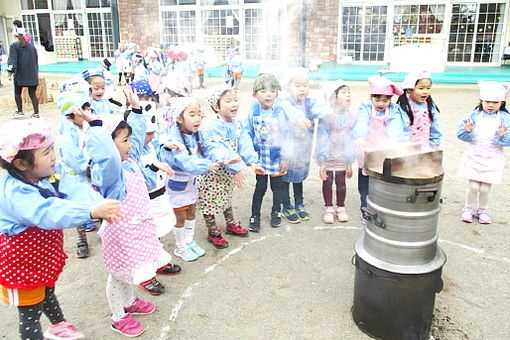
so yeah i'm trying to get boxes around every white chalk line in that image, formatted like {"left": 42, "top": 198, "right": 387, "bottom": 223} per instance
{"left": 313, "top": 225, "right": 362, "bottom": 231}
{"left": 160, "top": 235, "right": 267, "bottom": 339}
{"left": 438, "top": 239, "right": 484, "bottom": 254}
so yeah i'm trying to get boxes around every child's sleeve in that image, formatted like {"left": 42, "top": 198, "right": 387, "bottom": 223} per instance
{"left": 0, "top": 178, "right": 100, "bottom": 235}
{"left": 315, "top": 117, "right": 330, "bottom": 164}
{"left": 496, "top": 112, "right": 510, "bottom": 146}
{"left": 59, "top": 128, "right": 90, "bottom": 176}
{"left": 126, "top": 108, "right": 146, "bottom": 162}
{"left": 171, "top": 133, "right": 212, "bottom": 175}
{"left": 307, "top": 97, "right": 327, "bottom": 120}
{"left": 206, "top": 124, "right": 242, "bottom": 173}
{"left": 457, "top": 111, "right": 476, "bottom": 142}
{"left": 351, "top": 103, "right": 371, "bottom": 140}
{"left": 429, "top": 105, "right": 442, "bottom": 147}
{"left": 86, "top": 120, "right": 127, "bottom": 200}
{"left": 237, "top": 121, "right": 258, "bottom": 166}
{"left": 386, "top": 105, "right": 410, "bottom": 142}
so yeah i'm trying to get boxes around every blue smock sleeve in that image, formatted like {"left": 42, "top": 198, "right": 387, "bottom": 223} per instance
{"left": 126, "top": 108, "right": 146, "bottom": 162}
{"left": 496, "top": 111, "right": 510, "bottom": 146}
{"left": 315, "top": 116, "right": 330, "bottom": 163}
{"left": 237, "top": 121, "right": 258, "bottom": 166}
{"left": 59, "top": 128, "right": 90, "bottom": 176}
{"left": 0, "top": 175, "right": 101, "bottom": 236}
{"left": 307, "top": 97, "right": 327, "bottom": 120}
{"left": 170, "top": 131, "right": 213, "bottom": 175}
{"left": 429, "top": 105, "right": 442, "bottom": 147}
{"left": 386, "top": 105, "right": 410, "bottom": 142}
{"left": 86, "top": 121, "right": 127, "bottom": 200}
{"left": 351, "top": 103, "right": 371, "bottom": 140}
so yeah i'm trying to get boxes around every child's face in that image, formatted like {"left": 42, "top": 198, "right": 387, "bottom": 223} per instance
{"left": 371, "top": 95, "right": 392, "bottom": 112}
{"left": 216, "top": 90, "right": 238, "bottom": 122}
{"left": 253, "top": 89, "right": 278, "bottom": 110}
{"left": 114, "top": 128, "right": 132, "bottom": 161}
{"left": 287, "top": 76, "right": 309, "bottom": 104}
{"left": 334, "top": 86, "right": 351, "bottom": 111}
{"left": 89, "top": 76, "right": 105, "bottom": 100}
{"left": 144, "top": 131, "right": 155, "bottom": 146}
{"left": 482, "top": 100, "right": 502, "bottom": 114}
{"left": 20, "top": 143, "right": 56, "bottom": 183}
{"left": 408, "top": 78, "right": 432, "bottom": 104}
{"left": 177, "top": 103, "right": 203, "bottom": 133}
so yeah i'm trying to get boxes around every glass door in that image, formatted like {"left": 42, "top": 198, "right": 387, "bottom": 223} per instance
{"left": 86, "top": 11, "right": 114, "bottom": 58}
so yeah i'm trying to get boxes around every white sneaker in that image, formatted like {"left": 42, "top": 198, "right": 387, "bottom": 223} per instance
{"left": 188, "top": 241, "right": 205, "bottom": 257}
{"left": 12, "top": 111, "right": 25, "bottom": 119}
{"left": 174, "top": 248, "right": 198, "bottom": 262}
{"left": 336, "top": 206, "right": 349, "bottom": 222}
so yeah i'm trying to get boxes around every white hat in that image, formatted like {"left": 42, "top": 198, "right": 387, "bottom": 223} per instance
{"left": 402, "top": 70, "right": 432, "bottom": 89}
{"left": 478, "top": 80, "right": 510, "bottom": 102}
{"left": 323, "top": 79, "right": 348, "bottom": 103}
{"left": 168, "top": 97, "right": 199, "bottom": 119}
{"left": 282, "top": 67, "right": 309, "bottom": 87}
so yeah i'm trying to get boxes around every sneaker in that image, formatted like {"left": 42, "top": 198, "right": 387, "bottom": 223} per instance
{"left": 282, "top": 206, "right": 301, "bottom": 224}
{"left": 31, "top": 113, "right": 40, "bottom": 118}
{"left": 208, "top": 230, "right": 229, "bottom": 248}
{"left": 461, "top": 207, "right": 475, "bottom": 223}
{"left": 156, "top": 263, "right": 181, "bottom": 275}
{"left": 124, "top": 297, "right": 155, "bottom": 315}
{"left": 138, "top": 278, "right": 165, "bottom": 296}
{"left": 270, "top": 211, "right": 282, "bottom": 228}
{"left": 43, "top": 321, "right": 84, "bottom": 340}
{"left": 76, "top": 241, "right": 89, "bottom": 259}
{"left": 295, "top": 204, "right": 310, "bottom": 221}
{"left": 476, "top": 208, "right": 492, "bottom": 224}
{"left": 12, "top": 111, "right": 24, "bottom": 119}
{"left": 323, "top": 206, "right": 335, "bottom": 224}
{"left": 336, "top": 206, "right": 349, "bottom": 222}
{"left": 174, "top": 248, "right": 198, "bottom": 262}
{"left": 188, "top": 241, "right": 206, "bottom": 257}
{"left": 249, "top": 215, "right": 261, "bottom": 232}
{"left": 85, "top": 222, "right": 96, "bottom": 232}
{"left": 110, "top": 313, "right": 145, "bottom": 337}
{"left": 225, "top": 221, "right": 249, "bottom": 237}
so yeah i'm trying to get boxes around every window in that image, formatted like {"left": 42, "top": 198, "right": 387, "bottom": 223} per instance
{"left": 244, "top": 7, "right": 282, "bottom": 60}
{"left": 52, "top": 0, "right": 83, "bottom": 10}
{"left": 22, "top": 14, "right": 40, "bottom": 44}
{"left": 86, "top": 0, "right": 111, "bottom": 7}
{"left": 87, "top": 12, "right": 114, "bottom": 58}
{"left": 448, "top": 3, "right": 476, "bottom": 62}
{"left": 339, "top": 6, "right": 362, "bottom": 61}
{"left": 201, "top": 9, "right": 239, "bottom": 35}
{"left": 161, "top": 11, "right": 179, "bottom": 45}
{"left": 393, "top": 4, "right": 445, "bottom": 37}
{"left": 53, "top": 13, "right": 85, "bottom": 36}
{"left": 201, "top": 0, "right": 238, "bottom": 5}
{"left": 21, "top": 0, "right": 48, "bottom": 10}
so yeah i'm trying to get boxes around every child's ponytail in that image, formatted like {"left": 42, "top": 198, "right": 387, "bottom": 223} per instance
{"left": 397, "top": 92, "right": 439, "bottom": 125}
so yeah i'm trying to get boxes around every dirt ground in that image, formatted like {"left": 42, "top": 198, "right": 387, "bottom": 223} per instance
{"left": 0, "top": 73, "right": 509, "bottom": 340}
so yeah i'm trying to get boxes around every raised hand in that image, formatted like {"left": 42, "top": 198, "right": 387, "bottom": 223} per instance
{"left": 123, "top": 86, "right": 140, "bottom": 110}
{"left": 153, "top": 160, "right": 175, "bottom": 176}
{"left": 498, "top": 124, "right": 508, "bottom": 138}
{"left": 463, "top": 118, "right": 474, "bottom": 133}
{"left": 71, "top": 107, "right": 95, "bottom": 122}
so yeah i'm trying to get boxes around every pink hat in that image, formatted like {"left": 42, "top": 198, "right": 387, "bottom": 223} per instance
{"left": 402, "top": 70, "right": 432, "bottom": 89}
{"left": 368, "top": 75, "right": 404, "bottom": 96}
{"left": 478, "top": 80, "right": 510, "bottom": 102}
{"left": 0, "top": 118, "right": 54, "bottom": 163}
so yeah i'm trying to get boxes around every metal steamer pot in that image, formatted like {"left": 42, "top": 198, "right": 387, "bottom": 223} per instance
{"left": 356, "top": 147, "right": 447, "bottom": 274}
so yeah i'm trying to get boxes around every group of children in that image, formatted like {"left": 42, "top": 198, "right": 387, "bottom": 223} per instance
{"left": 1, "top": 64, "right": 509, "bottom": 339}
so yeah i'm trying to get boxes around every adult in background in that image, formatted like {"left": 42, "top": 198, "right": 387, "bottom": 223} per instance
{"left": 7, "top": 28, "right": 39, "bottom": 118}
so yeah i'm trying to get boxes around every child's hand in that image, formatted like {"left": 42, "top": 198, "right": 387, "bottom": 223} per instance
{"left": 91, "top": 199, "right": 123, "bottom": 223}
{"left": 319, "top": 164, "right": 327, "bottom": 181}
{"left": 463, "top": 118, "right": 474, "bottom": 133}
{"left": 71, "top": 107, "right": 95, "bottom": 123}
{"left": 346, "top": 164, "right": 353, "bottom": 179}
{"left": 153, "top": 161, "right": 174, "bottom": 176}
{"left": 209, "top": 161, "right": 221, "bottom": 174}
{"left": 160, "top": 92, "right": 171, "bottom": 106}
{"left": 498, "top": 124, "right": 508, "bottom": 137}
{"left": 233, "top": 171, "right": 245, "bottom": 188}
{"left": 352, "top": 137, "right": 366, "bottom": 148}
{"left": 251, "top": 163, "right": 264, "bottom": 174}
{"left": 279, "top": 160, "right": 289, "bottom": 175}
{"left": 298, "top": 117, "right": 312, "bottom": 129}
{"left": 164, "top": 141, "right": 182, "bottom": 152}
{"left": 123, "top": 86, "right": 140, "bottom": 110}
{"left": 223, "top": 157, "right": 242, "bottom": 165}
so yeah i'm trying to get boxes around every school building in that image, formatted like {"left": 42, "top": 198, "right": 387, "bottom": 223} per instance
{"left": 1, "top": 0, "right": 509, "bottom": 69}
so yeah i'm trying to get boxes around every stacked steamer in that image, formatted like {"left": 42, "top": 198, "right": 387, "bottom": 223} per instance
{"left": 352, "top": 144, "right": 446, "bottom": 340}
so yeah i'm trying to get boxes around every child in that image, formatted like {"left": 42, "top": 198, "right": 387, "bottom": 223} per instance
{"left": 0, "top": 118, "right": 121, "bottom": 340}
{"left": 245, "top": 73, "right": 290, "bottom": 231}
{"left": 197, "top": 83, "right": 258, "bottom": 248}
{"left": 83, "top": 89, "right": 179, "bottom": 336}
{"left": 388, "top": 70, "right": 442, "bottom": 148}
{"left": 159, "top": 97, "right": 228, "bottom": 261}
{"left": 316, "top": 80, "right": 356, "bottom": 223}
{"left": 230, "top": 48, "right": 244, "bottom": 90}
{"left": 56, "top": 91, "right": 97, "bottom": 258}
{"left": 352, "top": 75, "right": 404, "bottom": 215}
{"left": 279, "top": 68, "right": 325, "bottom": 223}
{"left": 457, "top": 80, "right": 510, "bottom": 224}
{"left": 82, "top": 68, "right": 115, "bottom": 115}
{"left": 194, "top": 47, "right": 207, "bottom": 89}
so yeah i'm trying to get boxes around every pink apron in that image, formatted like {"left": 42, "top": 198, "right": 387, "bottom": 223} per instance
{"left": 357, "top": 107, "right": 389, "bottom": 174}
{"left": 409, "top": 100, "right": 432, "bottom": 147}
{"left": 458, "top": 112, "right": 505, "bottom": 184}
{"left": 101, "top": 159, "right": 161, "bottom": 281}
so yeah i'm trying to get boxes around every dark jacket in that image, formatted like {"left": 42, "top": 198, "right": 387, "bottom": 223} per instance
{"left": 7, "top": 41, "right": 38, "bottom": 86}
